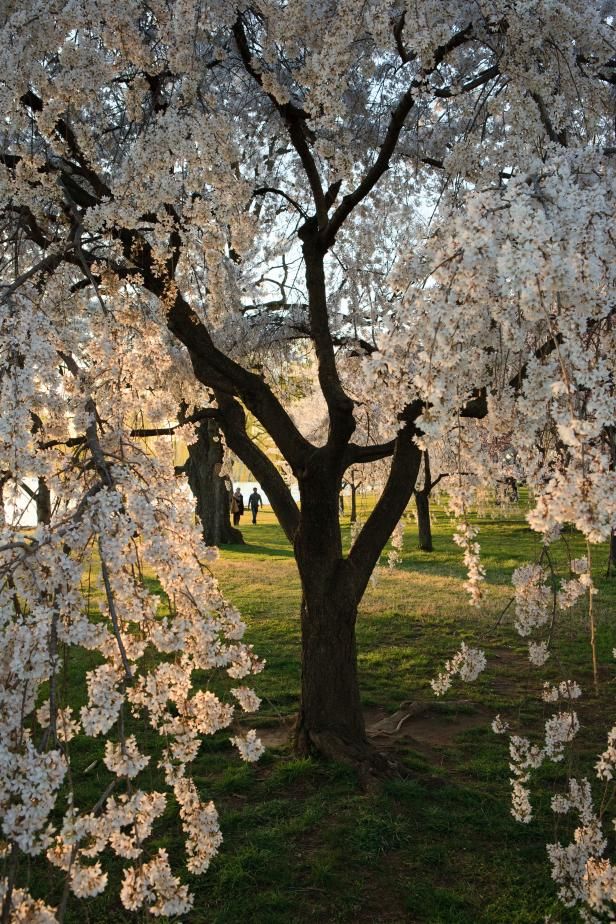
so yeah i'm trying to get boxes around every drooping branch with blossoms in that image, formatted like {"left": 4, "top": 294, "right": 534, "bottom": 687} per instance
{"left": 0, "top": 296, "right": 264, "bottom": 919}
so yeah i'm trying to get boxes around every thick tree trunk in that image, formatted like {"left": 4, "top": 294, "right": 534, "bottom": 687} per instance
{"left": 295, "top": 590, "right": 369, "bottom": 762}
{"left": 292, "top": 470, "right": 397, "bottom": 779}
{"left": 293, "top": 471, "right": 369, "bottom": 760}
{"left": 415, "top": 490, "right": 433, "bottom": 552}
{"left": 185, "top": 419, "right": 244, "bottom": 546}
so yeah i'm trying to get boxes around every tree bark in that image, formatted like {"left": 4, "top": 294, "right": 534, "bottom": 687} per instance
{"left": 185, "top": 419, "right": 244, "bottom": 546}
{"left": 36, "top": 477, "right": 52, "bottom": 526}
{"left": 292, "top": 435, "right": 422, "bottom": 774}
{"left": 414, "top": 490, "right": 433, "bottom": 552}
{"left": 350, "top": 483, "right": 358, "bottom": 523}
{"left": 608, "top": 527, "right": 616, "bottom": 577}
{"left": 293, "top": 464, "right": 372, "bottom": 764}
{"left": 295, "top": 590, "right": 369, "bottom": 762}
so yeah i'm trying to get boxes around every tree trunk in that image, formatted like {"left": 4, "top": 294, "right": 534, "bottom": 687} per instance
{"left": 350, "top": 484, "right": 358, "bottom": 523}
{"left": 295, "top": 590, "right": 369, "bottom": 761}
{"left": 36, "top": 477, "right": 52, "bottom": 526}
{"left": 348, "top": 467, "right": 361, "bottom": 523}
{"left": 292, "top": 470, "right": 390, "bottom": 775}
{"left": 415, "top": 490, "right": 433, "bottom": 552}
{"left": 293, "top": 471, "right": 364, "bottom": 750}
{"left": 608, "top": 527, "right": 616, "bottom": 577}
{"left": 185, "top": 419, "right": 244, "bottom": 546}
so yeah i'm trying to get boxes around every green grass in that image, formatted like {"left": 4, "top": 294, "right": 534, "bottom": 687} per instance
{"left": 19, "top": 500, "right": 616, "bottom": 923}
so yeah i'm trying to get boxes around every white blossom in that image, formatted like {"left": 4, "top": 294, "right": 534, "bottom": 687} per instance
{"left": 230, "top": 729, "right": 265, "bottom": 763}
{"left": 431, "top": 642, "right": 486, "bottom": 696}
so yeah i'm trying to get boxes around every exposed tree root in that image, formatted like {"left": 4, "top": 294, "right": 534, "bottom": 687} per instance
{"left": 294, "top": 722, "right": 408, "bottom": 789}
{"left": 366, "top": 700, "right": 431, "bottom": 738}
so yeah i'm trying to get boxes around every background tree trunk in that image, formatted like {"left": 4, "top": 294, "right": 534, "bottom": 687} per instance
{"left": 185, "top": 419, "right": 244, "bottom": 546}
{"left": 36, "top": 477, "right": 52, "bottom": 526}
{"left": 347, "top": 468, "right": 362, "bottom": 523}
{"left": 608, "top": 527, "right": 616, "bottom": 577}
{"left": 415, "top": 489, "right": 433, "bottom": 552}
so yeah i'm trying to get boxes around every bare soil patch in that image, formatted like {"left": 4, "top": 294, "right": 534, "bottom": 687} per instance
{"left": 255, "top": 701, "right": 491, "bottom": 754}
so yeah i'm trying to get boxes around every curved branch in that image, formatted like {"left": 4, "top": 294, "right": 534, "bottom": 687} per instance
{"left": 253, "top": 186, "right": 308, "bottom": 217}
{"left": 233, "top": 14, "right": 327, "bottom": 225}
{"left": 215, "top": 393, "right": 300, "bottom": 542}
{"left": 344, "top": 439, "right": 396, "bottom": 465}
{"left": 167, "top": 292, "right": 312, "bottom": 472}
{"left": 321, "top": 23, "right": 475, "bottom": 249}
{"left": 394, "top": 12, "right": 416, "bottom": 65}
{"left": 346, "top": 422, "right": 422, "bottom": 598}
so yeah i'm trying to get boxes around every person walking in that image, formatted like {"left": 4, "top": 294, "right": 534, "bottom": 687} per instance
{"left": 231, "top": 487, "right": 244, "bottom": 526}
{"left": 247, "top": 487, "right": 263, "bottom": 524}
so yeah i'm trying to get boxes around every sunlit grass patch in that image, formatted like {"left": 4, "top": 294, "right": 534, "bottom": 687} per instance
{"left": 27, "top": 504, "right": 616, "bottom": 923}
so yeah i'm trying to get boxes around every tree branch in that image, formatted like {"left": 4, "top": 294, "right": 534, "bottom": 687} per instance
{"left": 344, "top": 439, "right": 397, "bottom": 465}
{"left": 215, "top": 393, "right": 300, "bottom": 542}
{"left": 106, "top": 221, "right": 313, "bottom": 475}
{"left": 461, "top": 331, "right": 566, "bottom": 419}
{"left": 393, "top": 11, "right": 416, "bottom": 65}
{"left": 299, "top": 226, "right": 355, "bottom": 450}
{"left": 0, "top": 247, "right": 74, "bottom": 301}
{"left": 321, "top": 23, "right": 475, "bottom": 249}
{"left": 530, "top": 90, "right": 567, "bottom": 146}
{"left": 166, "top": 291, "right": 312, "bottom": 473}
{"left": 346, "top": 421, "right": 422, "bottom": 598}
{"left": 233, "top": 14, "right": 327, "bottom": 225}
{"left": 433, "top": 63, "right": 500, "bottom": 99}
{"left": 253, "top": 186, "right": 308, "bottom": 217}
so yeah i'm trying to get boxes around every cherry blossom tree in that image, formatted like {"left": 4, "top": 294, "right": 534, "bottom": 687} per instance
{"left": 2, "top": 0, "right": 615, "bottom": 760}
{"left": 1, "top": 1, "right": 616, "bottom": 916}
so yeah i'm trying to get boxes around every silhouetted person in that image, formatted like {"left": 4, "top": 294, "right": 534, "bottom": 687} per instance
{"left": 248, "top": 487, "right": 263, "bottom": 524}
{"left": 231, "top": 487, "right": 244, "bottom": 526}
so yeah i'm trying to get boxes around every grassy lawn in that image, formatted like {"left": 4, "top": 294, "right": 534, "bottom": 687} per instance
{"left": 25, "top": 501, "right": 616, "bottom": 923}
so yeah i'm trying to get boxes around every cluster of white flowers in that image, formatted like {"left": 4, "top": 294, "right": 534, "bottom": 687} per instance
{"left": 491, "top": 715, "right": 509, "bottom": 735}
{"left": 493, "top": 555, "right": 616, "bottom": 921}
{"left": 595, "top": 728, "right": 616, "bottom": 782}
{"left": 0, "top": 299, "right": 264, "bottom": 915}
{"left": 103, "top": 737, "right": 151, "bottom": 779}
{"left": 230, "top": 729, "right": 266, "bottom": 763}
{"left": 0, "top": 883, "right": 58, "bottom": 923}
{"left": 528, "top": 640, "right": 551, "bottom": 667}
{"left": 386, "top": 519, "right": 405, "bottom": 570}
{"left": 452, "top": 522, "right": 486, "bottom": 606}
{"left": 231, "top": 686, "right": 262, "bottom": 713}
{"left": 547, "top": 779, "right": 614, "bottom": 915}
{"left": 542, "top": 681, "right": 582, "bottom": 704}
{"left": 431, "top": 642, "right": 486, "bottom": 696}
{"left": 36, "top": 702, "right": 81, "bottom": 743}
{"left": 502, "top": 665, "right": 586, "bottom": 825}
{"left": 511, "top": 564, "right": 552, "bottom": 638}
{"left": 174, "top": 778, "right": 223, "bottom": 874}
{"left": 120, "top": 849, "right": 192, "bottom": 917}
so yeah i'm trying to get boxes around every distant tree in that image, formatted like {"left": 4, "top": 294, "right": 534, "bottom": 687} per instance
{"left": 184, "top": 419, "right": 244, "bottom": 546}
{"left": 413, "top": 451, "right": 449, "bottom": 553}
